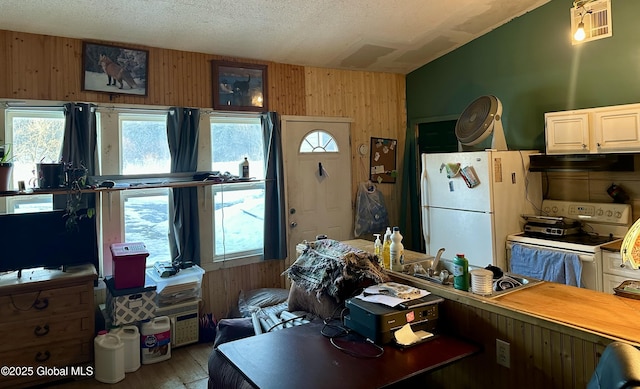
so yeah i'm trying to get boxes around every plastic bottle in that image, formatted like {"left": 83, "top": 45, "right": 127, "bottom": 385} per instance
{"left": 453, "top": 253, "right": 470, "bottom": 291}
{"left": 240, "top": 157, "right": 249, "bottom": 178}
{"left": 389, "top": 227, "right": 404, "bottom": 272}
{"left": 382, "top": 227, "right": 392, "bottom": 269}
{"left": 94, "top": 330, "right": 125, "bottom": 384}
{"left": 373, "top": 234, "right": 382, "bottom": 263}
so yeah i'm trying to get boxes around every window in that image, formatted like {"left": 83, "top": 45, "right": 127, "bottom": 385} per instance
{"left": 4, "top": 109, "right": 65, "bottom": 213}
{"left": 119, "top": 113, "right": 171, "bottom": 266}
{"left": 300, "top": 130, "right": 338, "bottom": 153}
{"left": 210, "top": 116, "right": 265, "bottom": 260}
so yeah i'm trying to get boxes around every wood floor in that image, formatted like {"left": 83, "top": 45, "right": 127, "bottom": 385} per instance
{"left": 45, "top": 342, "right": 213, "bottom": 389}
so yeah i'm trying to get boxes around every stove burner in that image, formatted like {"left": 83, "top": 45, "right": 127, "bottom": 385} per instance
{"left": 522, "top": 232, "right": 614, "bottom": 246}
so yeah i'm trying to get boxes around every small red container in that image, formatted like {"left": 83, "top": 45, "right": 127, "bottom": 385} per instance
{"left": 110, "top": 242, "right": 149, "bottom": 289}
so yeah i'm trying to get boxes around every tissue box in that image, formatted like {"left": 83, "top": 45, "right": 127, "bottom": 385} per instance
{"left": 105, "top": 277, "right": 156, "bottom": 325}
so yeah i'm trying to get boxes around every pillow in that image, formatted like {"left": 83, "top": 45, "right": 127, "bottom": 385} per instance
{"left": 213, "top": 318, "right": 255, "bottom": 348}
{"left": 287, "top": 282, "right": 343, "bottom": 320}
{"left": 238, "top": 288, "right": 290, "bottom": 317}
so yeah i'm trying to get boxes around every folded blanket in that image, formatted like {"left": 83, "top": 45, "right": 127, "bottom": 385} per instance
{"left": 510, "top": 243, "right": 582, "bottom": 287}
{"left": 283, "top": 239, "right": 389, "bottom": 301}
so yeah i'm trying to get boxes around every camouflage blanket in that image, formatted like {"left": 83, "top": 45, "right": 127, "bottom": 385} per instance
{"left": 283, "top": 239, "right": 389, "bottom": 301}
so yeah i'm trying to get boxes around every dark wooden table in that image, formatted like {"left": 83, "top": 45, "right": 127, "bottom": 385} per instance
{"left": 217, "top": 321, "right": 480, "bottom": 389}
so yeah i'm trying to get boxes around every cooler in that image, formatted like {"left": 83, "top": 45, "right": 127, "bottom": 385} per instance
{"left": 111, "top": 242, "right": 149, "bottom": 289}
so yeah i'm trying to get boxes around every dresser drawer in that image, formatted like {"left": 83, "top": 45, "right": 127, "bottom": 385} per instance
{"left": 602, "top": 250, "right": 640, "bottom": 279}
{"left": 0, "top": 284, "right": 92, "bottom": 323}
{"left": 0, "top": 313, "right": 93, "bottom": 353}
{"left": 0, "top": 338, "right": 92, "bottom": 389}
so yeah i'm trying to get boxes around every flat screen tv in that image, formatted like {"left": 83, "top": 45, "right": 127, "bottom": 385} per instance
{"left": 0, "top": 209, "right": 99, "bottom": 277}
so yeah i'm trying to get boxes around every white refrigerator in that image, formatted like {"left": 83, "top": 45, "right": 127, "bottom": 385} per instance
{"left": 420, "top": 150, "right": 541, "bottom": 271}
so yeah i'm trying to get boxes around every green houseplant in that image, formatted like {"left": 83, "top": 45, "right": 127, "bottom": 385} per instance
{"left": 0, "top": 144, "right": 14, "bottom": 192}
{"left": 63, "top": 164, "right": 95, "bottom": 231}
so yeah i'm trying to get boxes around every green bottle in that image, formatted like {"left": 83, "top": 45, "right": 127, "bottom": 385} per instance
{"left": 453, "top": 253, "right": 469, "bottom": 291}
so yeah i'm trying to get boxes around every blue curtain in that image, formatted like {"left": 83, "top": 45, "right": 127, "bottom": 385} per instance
{"left": 167, "top": 107, "right": 200, "bottom": 265}
{"left": 262, "top": 112, "right": 287, "bottom": 260}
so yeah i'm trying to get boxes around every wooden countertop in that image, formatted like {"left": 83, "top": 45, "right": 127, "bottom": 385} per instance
{"left": 342, "top": 239, "right": 640, "bottom": 345}
{"left": 601, "top": 240, "right": 622, "bottom": 252}
{"left": 494, "top": 282, "right": 640, "bottom": 344}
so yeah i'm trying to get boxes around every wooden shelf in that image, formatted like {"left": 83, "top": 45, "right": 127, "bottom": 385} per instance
{"left": 0, "top": 178, "right": 262, "bottom": 197}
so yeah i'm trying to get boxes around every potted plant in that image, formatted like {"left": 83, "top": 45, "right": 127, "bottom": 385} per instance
{"left": 63, "top": 164, "right": 95, "bottom": 231}
{"left": 0, "top": 144, "right": 14, "bottom": 192}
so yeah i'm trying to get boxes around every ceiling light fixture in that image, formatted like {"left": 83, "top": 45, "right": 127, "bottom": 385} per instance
{"left": 572, "top": 0, "right": 595, "bottom": 42}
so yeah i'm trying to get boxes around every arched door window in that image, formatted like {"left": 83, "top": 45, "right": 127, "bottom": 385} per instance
{"left": 299, "top": 130, "right": 339, "bottom": 153}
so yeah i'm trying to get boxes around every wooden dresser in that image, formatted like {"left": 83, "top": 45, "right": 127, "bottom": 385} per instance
{"left": 0, "top": 264, "right": 97, "bottom": 388}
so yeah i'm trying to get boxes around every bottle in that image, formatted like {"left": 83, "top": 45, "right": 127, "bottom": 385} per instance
{"left": 453, "top": 253, "right": 470, "bottom": 291}
{"left": 240, "top": 157, "right": 249, "bottom": 178}
{"left": 382, "top": 227, "right": 392, "bottom": 269}
{"left": 389, "top": 227, "right": 404, "bottom": 272}
{"left": 373, "top": 234, "right": 382, "bottom": 263}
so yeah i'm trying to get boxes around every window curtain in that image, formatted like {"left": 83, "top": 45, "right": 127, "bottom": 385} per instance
{"left": 262, "top": 112, "right": 287, "bottom": 260}
{"left": 167, "top": 107, "right": 200, "bottom": 265}
{"left": 55, "top": 103, "right": 97, "bottom": 210}
{"left": 399, "top": 125, "right": 422, "bottom": 252}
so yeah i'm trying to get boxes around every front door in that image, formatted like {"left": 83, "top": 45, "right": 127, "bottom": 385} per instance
{"left": 282, "top": 116, "right": 353, "bottom": 269}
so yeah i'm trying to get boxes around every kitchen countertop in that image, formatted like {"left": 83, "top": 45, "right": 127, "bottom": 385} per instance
{"left": 343, "top": 238, "right": 640, "bottom": 345}
{"left": 601, "top": 240, "right": 622, "bottom": 252}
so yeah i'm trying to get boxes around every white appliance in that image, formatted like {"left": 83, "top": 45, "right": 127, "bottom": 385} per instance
{"left": 420, "top": 150, "right": 542, "bottom": 271}
{"left": 506, "top": 200, "right": 632, "bottom": 292}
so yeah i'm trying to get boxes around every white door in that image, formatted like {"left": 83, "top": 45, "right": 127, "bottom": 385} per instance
{"left": 282, "top": 116, "right": 352, "bottom": 268}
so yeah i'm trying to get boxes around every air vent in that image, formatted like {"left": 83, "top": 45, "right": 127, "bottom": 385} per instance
{"left": 571, "top": 0, "right": 612, "bottom": 45}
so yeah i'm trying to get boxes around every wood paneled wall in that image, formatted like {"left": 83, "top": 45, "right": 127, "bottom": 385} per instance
{"left": 409, "top": 299, "right": 610, "bottom": 388}
{"left": 0, "top": 29, "right": 406, "bottom": 320}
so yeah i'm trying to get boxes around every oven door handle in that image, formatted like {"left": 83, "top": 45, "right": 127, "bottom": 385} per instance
{"left": 507, "top": 241, "right": 595, "bottom": 262}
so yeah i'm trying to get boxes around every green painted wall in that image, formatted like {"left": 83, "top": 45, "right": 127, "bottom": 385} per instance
{"left": 406, "top": 0, "right": 640, "bottom": 151}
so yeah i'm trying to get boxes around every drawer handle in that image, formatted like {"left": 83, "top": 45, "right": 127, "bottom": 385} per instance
{"left": 33, "top": 298, "right": 49, "bottom": 310}
{"left": 34, "top": 324, "right": 50, "bottom": 337}
{"left": 620, "top": 264, "right": 626, "bottom": 268}
{"left": 35, "top": 351, "right": 50, "bottom": 362}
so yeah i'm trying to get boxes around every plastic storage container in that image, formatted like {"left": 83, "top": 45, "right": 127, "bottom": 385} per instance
{"left": 141, "top": 316, "right": 172, "bottom": 364}
{"left": 94, "top": 330, "right": 125, "bottom": 384}
{"left": 110, "top": 325, "right": 141, "bottom": 372}
{"left": 145, "top": 265, "right": 204, "bottom": 306}
{"left": 111, "top": 242, "right": 149, "bottom": 289}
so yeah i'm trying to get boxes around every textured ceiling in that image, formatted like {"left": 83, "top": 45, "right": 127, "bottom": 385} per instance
{"left": 0, "top": 0, "right": 550, "bottom": 74}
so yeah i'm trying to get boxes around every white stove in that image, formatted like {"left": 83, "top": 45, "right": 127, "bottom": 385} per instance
{"left": 506, "top": 200, "right": 632, "bottom": 291}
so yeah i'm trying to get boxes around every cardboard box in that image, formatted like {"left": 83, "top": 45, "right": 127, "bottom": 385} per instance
{"left": 105, "top": 277, "right": 156, "bottom": 325}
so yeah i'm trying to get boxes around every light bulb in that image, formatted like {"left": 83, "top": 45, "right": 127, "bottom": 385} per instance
{"left": 574, "top": 22, "right": 586, "bottom": 41}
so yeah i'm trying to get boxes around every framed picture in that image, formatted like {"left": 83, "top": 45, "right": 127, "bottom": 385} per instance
{"left": 212, "top": 61, "right": 268, "bottom": 112}
{"left": 370, "top": 137, "right": 398, "bottom": 184}
{"left": 82, "top": 42, "right": 149, "bottom": 96}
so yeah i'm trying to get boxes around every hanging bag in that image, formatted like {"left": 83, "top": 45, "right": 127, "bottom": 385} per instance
{"left": 354, "top": 181, "right": 389, "bottom": 237}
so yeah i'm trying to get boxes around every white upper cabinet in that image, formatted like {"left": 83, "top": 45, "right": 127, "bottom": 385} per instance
{"left": 593, "top": 108, "right": 640, "bottom": 152}
{"left": 545, "top": 112, "right": 590, "bottom": 154}
{"left": 545, "top": 103, "right": 640, "bottom": 154}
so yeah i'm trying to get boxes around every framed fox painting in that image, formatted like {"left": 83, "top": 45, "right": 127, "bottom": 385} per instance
{"left": 212, "top": 61, "right": 268, "bottom": 112}
{"left": 82, "top": 42, "right": 149, "bottom": 96}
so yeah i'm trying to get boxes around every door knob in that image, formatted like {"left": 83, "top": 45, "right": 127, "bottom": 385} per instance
{"left": 290, "top": 221, "right": 298, "bottom": 228}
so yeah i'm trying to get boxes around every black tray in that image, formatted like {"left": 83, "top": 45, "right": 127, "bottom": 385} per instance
{"left": 613, "top": 280, "right": 640, "bottom": 300}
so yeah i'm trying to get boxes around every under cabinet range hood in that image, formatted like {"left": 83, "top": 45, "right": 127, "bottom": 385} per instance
{"left": 529, "top": 154, "right": 635, "bottom": 172}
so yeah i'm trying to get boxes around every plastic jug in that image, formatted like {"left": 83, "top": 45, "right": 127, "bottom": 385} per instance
{"left": 140, "top": 316, "right": 171, "bottom": 364}
{"left": 389, "top": 227, "right": 404, "bottom": 272}
{"left": 94, "top": 330, "right": 125, "bottom": 384}
{"left": 110, "top": 325, "right": 141, "bottom": 372}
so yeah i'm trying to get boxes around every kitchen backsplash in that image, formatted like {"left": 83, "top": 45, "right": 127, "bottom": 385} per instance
{"left": 542, "top": 155, "right": 640, "bottom": 223}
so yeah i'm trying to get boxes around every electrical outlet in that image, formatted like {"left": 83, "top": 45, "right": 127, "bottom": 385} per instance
{"left": 496, "top": 339, "right": 511, "bottom": 368}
